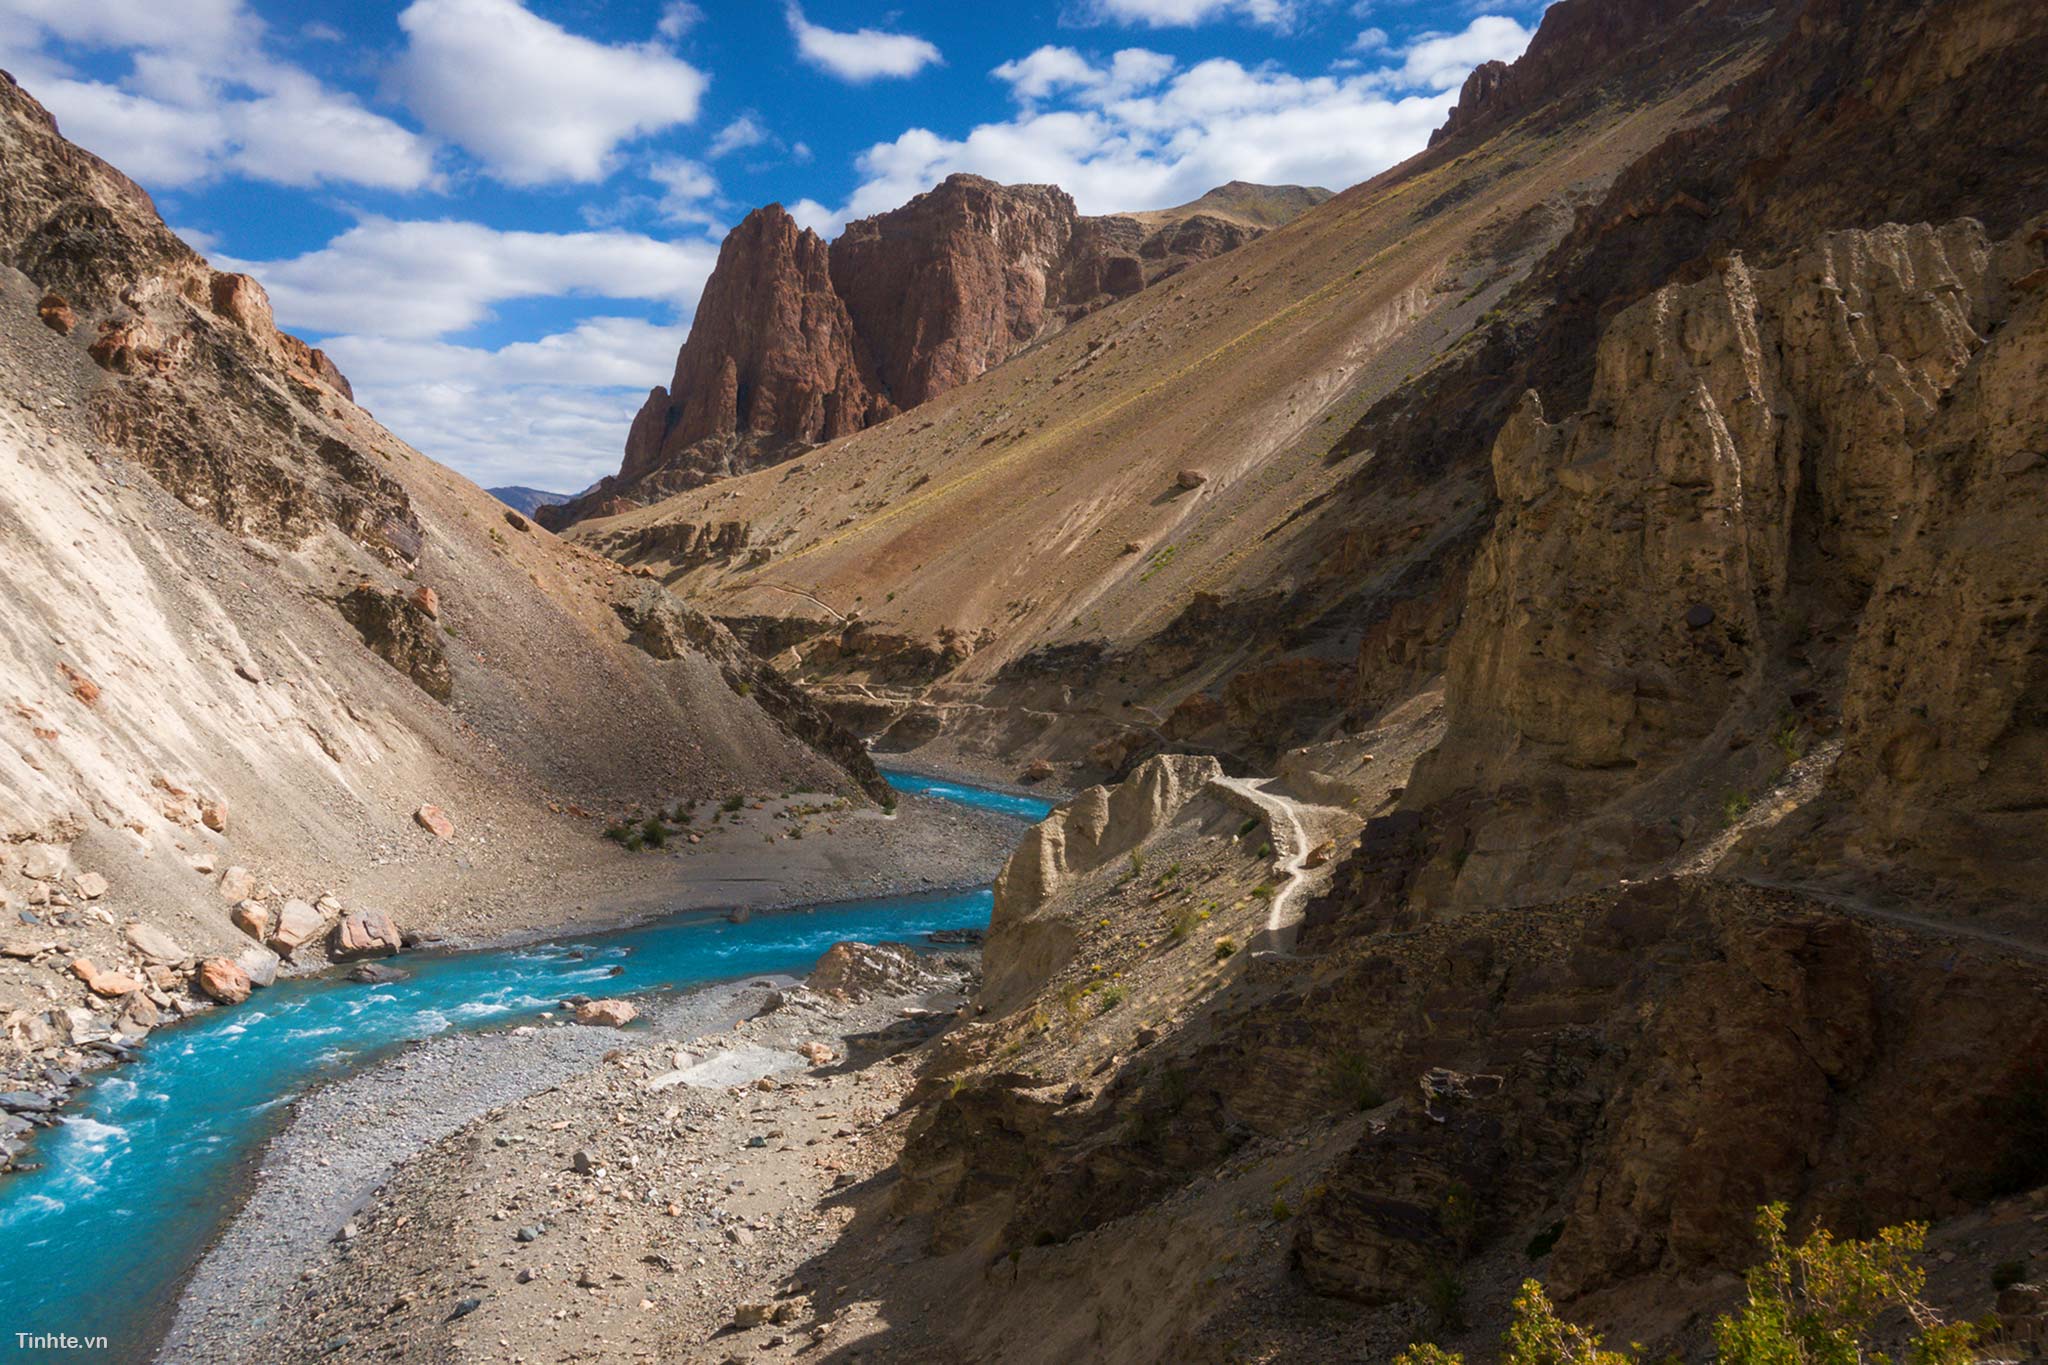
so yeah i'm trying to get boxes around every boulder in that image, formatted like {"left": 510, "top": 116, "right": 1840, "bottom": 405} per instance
{"left": 331, "top": 910, "right": 402, "bottom": 960}
{"left": 21, "top": 845, "right": 67, "bottom": 881}
{"left": 231, "top": 900, "right": 271, "bottom": 942}
{"left": 196, "top": 958, "right": 252, "bottom": 1004}
{"left": 125, "top": 922, "right": 184, "bottom": 963}
{"left": 200, "top": 802, "right": 228, "bottom": 833}
{"left": 1022, "top": 759, "right": 1055, "bottom": 782}
{"left": 414, "top": 804, "right": 455, "bottom": 841}
{"left": 347, "top": 962, "right": 407, "bottom": 984}
{"left": 799, "top": 1040, "right": 836, "bottom": 1066}
{"left": 1176, "top": 468, "right": 1209, "bottom": 490}
{"left": 121, "top": 993, "right": 160, "bottom": 1032}
{"left": 573, "top": 999, "right": 639, "bottom": 1027}
{"left": 36, "top": 290, "right": 75, "bottom": 334}
{"left": 218, "top": 866, "right": 255, "bottom": 903}
{"left": 72, "top": 872, "right": 107, "bottom": 901}
{"left": 807, "top": 941, "right": 945, "bottom": 1002}
{"left": 236, "top": 944, "right": 280, "bottom": 988}
{"left": 69, "top": 958, "right": 140, "bottom": 997}
{"left": 270, "top": 899, "right": 324, "bottom": 952}
{"left": 409, "top": 585, "right": 440, "bottom": 619}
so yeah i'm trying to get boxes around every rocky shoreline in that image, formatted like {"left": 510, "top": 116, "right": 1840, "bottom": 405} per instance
{"left": 167, "top": 944, "right": 980, "bottom": 1364}
{"left": 0, "top": 786, "right": 1025, "bottom": 1176}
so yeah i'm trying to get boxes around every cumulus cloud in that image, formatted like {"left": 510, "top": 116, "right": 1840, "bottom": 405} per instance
{"left": 647, "top": 157, "right": 720, "bottom": 226}
{"left": 393, "top": 0, "right": 707, "bottom": 185}
{"left": 1081, "top": 0, "right": 1302, "bottom": 30}
{"left": 216, "top": 218, "right": 719, "bottom": 338}
{"left": 838, "top": 15, "right": 1532, "bottom": 221}
{"left": 708, "top": 114, "right": 771, "bottom": 158}
{"left": 0, "top": 0, "right": 438, "bottom": 189}
{"left": 786, "top": 4, "right": 942, "bottom": 82}
{"left": 656, "top": 1, "right": 702, "bottom": 39}
{"left": 317, "top": 316, "right": 689, "bottom": 488}
{"left": 1393, "top": 15, "right": 1533, "bottom": 89}
{"left": 992, "top": 46, "right": 1175, "bottom": 104}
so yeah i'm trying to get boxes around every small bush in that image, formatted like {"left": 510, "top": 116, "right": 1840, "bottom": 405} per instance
{"left": 721, "top": 794, "right": 745, "bottom": 812}
{"left": 1166, "top": 906, "right": 1199, "bottom": 942}
{"left": 1271, "top": 1197, "right": 1293, "bottom": 1221}
{"left": 1721, "top": 790, "right": 1753, "bottom": 825}
{"left": 640, "top": 818, "right": 668, "bottom": 849}
{"left": 1214, "top": 937, "right": 1238, "bottom": 961}
{"left": 1236, "top": 816, "right": 1260, "bottom": 839}
{"left": 1424, "top": 1267, "right": 1467, "bottom": 1335}
{"left": 1525, "top": 1221, "right": 1564, "bottom": 1261}
{"left": 1098, "top": 985, "right": 1127, "bottom": 1014}
{"left": 602, "top": 824, "right": 631, "bottom": 845}
{"left": 1255, "top": 842, "right": 1273, "bottom": 860}
{"left": 1325, "top": 1050, "right": 1383, "bottom": 1112}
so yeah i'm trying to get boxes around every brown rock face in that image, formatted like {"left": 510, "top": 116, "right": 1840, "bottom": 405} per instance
{"left": 573, "top": 998, "right": 638, "bottom": 1027}
{"left": 196, "top": 957, "right": 252, "bottom": 1004}
{"left": 337, "top": 584, "right": 453, "bottom": 701}
{"left": 1408, "top": 216, "right": 2048, "bottom": 910}
{"left": 549, "top": 175, "right": 1322, "bottom": 525}
{"left": 616, "top": 204, "right": 883, "bottom": 502}
{"left": 35, "top": 289, "right": 72, "bottom": 333}
{"left": 332, "top": 909, "right": 402, "bottom": 960}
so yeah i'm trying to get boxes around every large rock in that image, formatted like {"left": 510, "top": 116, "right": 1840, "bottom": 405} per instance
{"left": 573, "top": 999, "right": 639, "bottom": 1028}
{"left": 124, "top": 922, "right": 184, "bottom": 963}
{"left": 336, "top": 585, "right": 452, "bottom": 700}
{"left": 807, "top": 941, "right": 945, "bottom": 1002}
{"left": 270, "top": 899, "right": 323, "bottom": 952}
{"left": 413, "top": 804, "right": 454, "bottom": 841}
{"left": 331, "top": 909, "right": 402, "bottom": 960}
{"left": 235, "top": 944, "right": 280, "bottom": 988}
{"left": 217, "top": 865, "right": 255, "bottom": 903}
{"left": 195, "top": 958, "right": 252, "bottom": 1004}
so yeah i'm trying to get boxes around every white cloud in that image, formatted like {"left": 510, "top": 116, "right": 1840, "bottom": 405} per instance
{"left": 785, "top": 4, "right": 942, "bottom": 83}
{"left": 216, "top": 218, "right": 719, "bottom": 338}
{"left": 1082, "top": 0, "right": 1301, "bottom": 30}
{"left": 838, "top": 16, "right": 1534, "bottom": 219}
{"left": 786, "top": 198, "right": 845, "bottom": 238}
{"left": 1351, "top": 26, "right": 1390, "bottom": 54}
{"left": 393, "top": 0, "right": 707, "bottom": 185}
{"left": 709, "top": 114, "right": 770, "bottom": 158}
{"left": 992, "top": 46, "right": 1174, "bottom": 104}
{"left": 1393, "top": 15, "right": 1533, "bottom": 90}
{"left": 1, "top": 0, "right": 439, "bottom": 190}
{"left": 647, "top": 157, "right": 720, "bottom": 226}
{"left": 656, "top": 1, "right": 702, "bottom": 40}
{"left": 314, "top": 315, "right": 688, "bottom": 488}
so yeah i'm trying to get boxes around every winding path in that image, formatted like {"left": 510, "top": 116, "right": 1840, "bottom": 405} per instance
{"left": 1208, "top": 775, "right": 1350, "bottom": 954}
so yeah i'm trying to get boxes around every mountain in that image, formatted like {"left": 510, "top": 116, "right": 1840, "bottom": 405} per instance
{"left": 553, "top": 0, "right": 2048, "bottom": 1355}
{"left": 0, "top": 66, "right": 887, "bottom": 1104}
{"left": 484, "top": 485, "right": 572, "bottom": 516}
{"left": 536, "top": 177, "right": 1329, "bottom": 528}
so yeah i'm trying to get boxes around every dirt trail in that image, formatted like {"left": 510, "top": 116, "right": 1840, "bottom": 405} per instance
{"left": 1209, "top": 775, "right": 1349, "bottom": 953}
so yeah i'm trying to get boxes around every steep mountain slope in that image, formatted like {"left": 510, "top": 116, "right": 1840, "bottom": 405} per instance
{"left": 484, "top": 485, "right": 572, "bottom": 516}
{"left": 565, "top": 0, "right": 1782, "bottom": 763}
{"left": 0, "top": 70, "right": 883, "bottom": 1102}
{"left": 540, "top": 177, "right": 1327, "bottom": 526}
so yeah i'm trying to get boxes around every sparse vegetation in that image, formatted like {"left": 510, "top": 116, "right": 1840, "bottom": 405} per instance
{"left": 1236, "top": 816, "right": 1261, "bottom": 839}
{"left": 1395, "top": 1206, "right": 1980, "bottom": 1365}
{"left": 721, "top": 793, "right": 745, "bottom": 813}
{"left": 1721, "top": 790, "right": 1754, "bottom": 826}
{"left": 1324, "top": 1050, "right": 1383, "bottom": 1112}
{"left": 1214, "top": 937, "right": 1238, "bottom": 961}
{"left": 1098, "top": 984, "right": 1127, "bottom": 1013}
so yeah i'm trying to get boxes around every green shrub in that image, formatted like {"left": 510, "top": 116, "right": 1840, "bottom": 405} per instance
{"left": 1236, "top": 816, "right": 1261, "bottom": 839}
{"left": 640, "top": 818, "right": 668, "bottom": 849}
{"left": 1395, "top": 1205, "right": 1979, "bottom": 1365}
{"left": 1098, "top": 985, "right": 1127, "bottom": 1014}
{"left": 721, "top": 794, "right": 745, "bottom": 812}
{"left": 1214, "top": 937, "right": 1237, "bottom": 961}
{"left": 1324, "top": 1050, "right": 1383, "bottom": 1112}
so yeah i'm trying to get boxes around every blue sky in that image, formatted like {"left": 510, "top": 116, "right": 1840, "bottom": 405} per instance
{"left": 0, "top": 0, "right": 1542, "bottom": 490}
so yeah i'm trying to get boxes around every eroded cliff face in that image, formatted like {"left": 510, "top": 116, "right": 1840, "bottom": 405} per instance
{"left": 543, "top": 175, "right": 1318, "bottom": 527}
{"left": 1404, "top": 216, "right": 2048, "bottom": 914}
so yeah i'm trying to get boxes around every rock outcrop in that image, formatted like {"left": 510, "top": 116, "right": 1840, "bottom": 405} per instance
{"left": 984, "top": 754, "right": 1223, "bottom": 1013}
{"left": 541, "top": 176, "right": 1327, "bottom": 527}
{"left": 1406, "top": 216, "right": 2048, "bottom": 912}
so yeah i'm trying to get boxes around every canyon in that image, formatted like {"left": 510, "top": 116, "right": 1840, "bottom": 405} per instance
{"left": 1, "top": 0, "right": 2047, "bottom": 1360}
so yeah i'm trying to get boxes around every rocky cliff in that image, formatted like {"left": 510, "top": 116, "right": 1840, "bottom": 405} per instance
{"left": 540, "top": 176, "right": 1325, "bottom": 527}
{"left": 0, "top": 68, "right": 882, "bottom": 1125}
